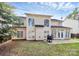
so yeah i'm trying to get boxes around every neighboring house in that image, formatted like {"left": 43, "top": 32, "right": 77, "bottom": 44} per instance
{"left": 63, "top": 19, "right": 79, "bottom": 34}
{"left": 12, "top": 13, "right": 71, "bottom": 40}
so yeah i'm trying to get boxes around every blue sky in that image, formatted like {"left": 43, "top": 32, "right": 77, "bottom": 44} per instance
{"left": 8, "top": 2, "right": 79, "bottom": 20}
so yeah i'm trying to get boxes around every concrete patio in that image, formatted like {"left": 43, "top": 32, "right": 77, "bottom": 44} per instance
{"left": 48, "top": 39, "right": 79, "bottom": 44}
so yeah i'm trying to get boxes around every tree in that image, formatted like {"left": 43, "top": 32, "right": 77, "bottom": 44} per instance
{"left": 0, "top": 2, "right": 19, "bottom": 43}
{"left": 66, "top": 7, "right": 79, "bottom": 27}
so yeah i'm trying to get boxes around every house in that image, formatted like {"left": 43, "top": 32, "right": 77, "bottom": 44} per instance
{"left": 63, "top": 18, "right": 79, "bottom": 34}
{"left": 12, "top": 13, "right": 71, "bottom": 40}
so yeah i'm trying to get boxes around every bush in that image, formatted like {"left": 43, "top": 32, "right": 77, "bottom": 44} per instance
{"left": 71, "top": 33, "right": 79, "bottom": 38}
{"left": 0, "top": 34, "right": 11, "bottom": 43}
{"left": 76, "top": 34, "right": 79, "bottom": 38}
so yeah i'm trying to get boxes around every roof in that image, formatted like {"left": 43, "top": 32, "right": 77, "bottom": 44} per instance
{"left": 35, "top": 25, "right": 44, "bottom": 27}
{"left": 51, "top": 26, "right": 71, "bottom": 29}
{"left": 25, "top": 13, "right": 52, "bottom": 17}
{"left": 16, "top": 15, "right": 26, "bottom": 18}
{"left": 51, "top": 19, "right": 63, "bottom": 22}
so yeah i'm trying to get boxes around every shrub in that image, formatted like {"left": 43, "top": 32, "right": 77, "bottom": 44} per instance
{"left": 0, "top": 34, "right": 11, "bottom": 43}
{"left": 71, "top": 33, "right": 79, "bottom": 39}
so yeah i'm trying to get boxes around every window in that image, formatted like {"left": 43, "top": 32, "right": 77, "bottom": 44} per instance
{"left": 28, "top": 18, "right": 34, "bottom": 27}
{"left": 16, "top": 17, "right": 25, "bottom": 26}
{"left": 61, "top": 32, "right": 63, "bottom": 38}
{"left": 19, "top": 17, "right": 24, "bottom": 25}
{"left": 44, "top": 31, "right": 49, "bottom": 34}
{"left": 44, "top": 19, "right": 49, "bottom": 27}
{"left": 44, "top": 36, "right": 47, "bottom": 38}
{"left": 17, "top": 31, "right": 19, "bottom": 38}
{"left": 52, "top": 30, "right": 56, "bottom": 38}
{"left": 65, "top": 32, "right": 67, "bottom": 38}
{"left": 65, "top": 32, "right": 69, "bottom": 38}
{"left": 39, "top": 36, "right": 41, "bottom": 38}
{"left": 32, "top": 36, "right": 35, "bottom": 38}
{"left": 67, "top": 32, "right": 69, "bottom": 38}
{"left": 58, "top": 32, "right": 60, "bottom": 38}
{"left": 44, "top": 31, "right": 46, "bottom": 33}
{"left": 21, "top": 31, "right": 23, "bottom": 38}
{"left": 17, "top": 31, "right": 23, "bottom": 38}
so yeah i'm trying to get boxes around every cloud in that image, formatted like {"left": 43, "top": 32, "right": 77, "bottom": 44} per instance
{"left": 27, "top": 2, "right": 75, "bottom": 11}
{"left": 39, "top": 2, "right": 58, "bottom": 9}
{"left": 38, "top": 2, "right": 75, "bottom": 10}
{"left": 57, "top": 2, "right": 75, "bottom": 10}
{"left": 62, "top": 3, "right": 75, "bottom": 9}
{"left": 57, "top": 2, "right": 65, "bottom": 10}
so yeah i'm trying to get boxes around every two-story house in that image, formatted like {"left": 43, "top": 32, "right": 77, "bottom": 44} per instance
{"left": 12, "top": 13, "right": 71, "bottom": 40}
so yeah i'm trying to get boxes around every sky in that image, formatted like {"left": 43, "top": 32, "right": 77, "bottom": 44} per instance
{"left": 8, "top": 2, "right": 79, "bottom": 20}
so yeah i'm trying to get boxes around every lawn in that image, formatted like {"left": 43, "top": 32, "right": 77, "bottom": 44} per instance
{"left": 1, "top": 40, "right": 79, "bottom": 56}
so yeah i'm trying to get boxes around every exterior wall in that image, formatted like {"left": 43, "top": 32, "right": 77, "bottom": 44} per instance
{"left": 51, "top": 28, "right": 71, "bottom": 39}
{"left": 26, "top": 27, "right": 35, "bottom": 40}
{"left": 12, "top": 28, "right": 26, "bottom": 39}
{"left": 35, "top": 27, "right": 44, "bottom": 40}
{"left": 26, "top": 14, "right": 51, "bottom": 26}
{"left": 26, "top": 14, "right": 51, "bottom": 40}
{"left": 63, "top": 19, "right": 79, "bottom": 34}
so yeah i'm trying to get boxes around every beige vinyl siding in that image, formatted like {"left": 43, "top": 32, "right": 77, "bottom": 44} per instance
{"left": 51, "top": 21, "right": 62, "bottom": 26}
{"left": 26, "top": 14, "right": 51, "bottom": 40}
{"left": 26, "top": 14, "right": 51, "bottom": 26}
{"left": 63, "top": 19, "right": 79, "bottom": 34}
{"left": 12, "top": 28, "right": 26, "bottom": 39}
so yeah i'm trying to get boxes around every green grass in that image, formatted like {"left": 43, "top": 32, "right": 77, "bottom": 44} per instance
{"left": 72, "top": 38, "right": 79, "bottom": 40}
{"left": 9, "top": 41, "right": 79, "bottom": 56}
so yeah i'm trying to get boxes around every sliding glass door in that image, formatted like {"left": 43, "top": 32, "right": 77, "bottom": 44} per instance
{"left": 57, "top": 31, "right": 64, "bottom": 39}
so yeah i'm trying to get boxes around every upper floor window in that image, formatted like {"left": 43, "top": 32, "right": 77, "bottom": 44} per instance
{"left": 14, "top": 17, "right": 25, "bottom": 26}
{"left": 19, "top": 18, "right": 24, "bottom": 25}
{"left": 44, "top": 19, "right": 49, "bottom": 27}
{"left": 28, "top": 18, "right": 34, "bottom": 27}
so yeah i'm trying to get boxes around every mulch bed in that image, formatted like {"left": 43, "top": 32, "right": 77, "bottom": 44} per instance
{"left": 0, "top": 40, "right": 16, "bottom": 56}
